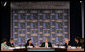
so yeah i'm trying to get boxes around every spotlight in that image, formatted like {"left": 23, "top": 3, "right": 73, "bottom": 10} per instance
{"left": 1, "top": 1, "right": 7, "bottom": 7}
{"left": 80, "top": 1, "right": 82, "bottom": 3}
{"left": 4, "top": 2, "right": 7, "bottom": 6}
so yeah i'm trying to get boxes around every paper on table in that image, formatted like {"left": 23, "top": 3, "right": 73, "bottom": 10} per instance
{"left": 27, "top": 46, "right": 33, "bottom": 48}
{"left": 53, "top": 46, "right": 59, "bottom": 48}
{"left": 59, "top": 46, "right": 65, "bottom": 48}
{"left": 20, "top": 46, "right": 25, "bottom": 48}
{"left": 71, "top": 47, "right": 77, "bottom": 49}
{"left": 15, "top": 47, "right": 21, "bottom": 49}
{"left": 68, "top": 46, "right": 76, "bottom": 49}
{"left": 8, "top": 47, "right": 15, "bottom": 49}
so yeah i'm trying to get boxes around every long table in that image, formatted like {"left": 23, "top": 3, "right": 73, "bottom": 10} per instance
{"left": 13, "top": 48, "right": 66, "bottom": 51}
{"left": 12, "top": 48, "right": 84, "bottom": 51}
{"left": 67, "top": 49, "right": 84, "bottom": 51}
{"left": 1, "top": 48, "right": 84, "bottom": 51}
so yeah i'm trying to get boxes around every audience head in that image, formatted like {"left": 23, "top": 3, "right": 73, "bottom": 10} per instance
{"left": 10, "top": 38, "right": 14, "bottom": 43}
{"left": 27, "top": 39, "right": 32, "bottom": 44}
{"left": 45, "top": 38, "right": 49, "bottom": 43}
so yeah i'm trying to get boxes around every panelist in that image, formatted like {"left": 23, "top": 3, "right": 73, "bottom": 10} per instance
{"left": 40, "top": 38, "right": 52, "bottom": 48}
{"left": 7, "top": 38, "right": 15, "bottom": 47}
{"left": 25, "top": 39, "right": 34, "bottom": 48}
{"left": 64, "top": 38, "right": 71, "bottom": 48}
{"left": 74, "top": 37, "right": 81, "bottom": 48}
{"left": 1, "top": 39, "right": 10, "bottom": 51}
{"left": 80, "top": 38, "right": 84, "bottom": 49}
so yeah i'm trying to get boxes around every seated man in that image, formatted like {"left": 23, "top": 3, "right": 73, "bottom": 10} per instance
{"left": 74, "top": 37, "right": 81, "bottom": 48}
{"left": 63, "top": 38, "right": 71, "bottom": 48}
{"left": 7, "top": 38, "right": 15, "bottom": 47}
{"left": 40, "top": 38, "right": 52, "bottom": 48}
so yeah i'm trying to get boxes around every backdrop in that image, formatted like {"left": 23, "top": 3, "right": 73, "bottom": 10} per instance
{"left": 10, "top": 1, "right": 70, "bottom": 46}
{"left": 11, "top": 9, "right": 70, "bottom": 46}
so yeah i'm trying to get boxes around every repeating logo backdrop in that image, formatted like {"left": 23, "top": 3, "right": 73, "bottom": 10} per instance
{"left": 11, "top": 9, "right": 70, "bottom": 46}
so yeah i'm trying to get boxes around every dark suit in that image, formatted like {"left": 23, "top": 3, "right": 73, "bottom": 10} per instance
{"left": 40, "top": 42, "right": 52, "bottom": 47}
{"left": 81, "top": 43, "right": 84, "bottom": 49}
{"left": 7, "top": 42, "right": 15, "bottom": 47}
{"left": 73, "top": 41, "right": 81, "bottom": 47}
{"left": 25, "top": 43, "right": 34, "bottom": 47}
{"left": 63, "top": 41, "right": 71, "bottom": 48}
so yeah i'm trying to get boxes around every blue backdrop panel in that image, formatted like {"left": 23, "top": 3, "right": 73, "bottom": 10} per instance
{"left": 11, "top": 9, "right": 70, "bottom": 46}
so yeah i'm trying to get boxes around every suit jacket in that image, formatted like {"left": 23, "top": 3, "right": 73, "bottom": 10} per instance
{"left": 81, "top": 43, "right": 84, "bottom": 49}
{"left": 74, "top": 41, "right": 81, "bottom": 47}
{"left": 40, "top": 42, "right": 52, "bottom": 47}
{"left": 25, "top": 43, "right": 34, "bottom": 47}
{"left": 63, "top": 41, "right": 71, "bottom": 48}
{"left": 7, "top": 42, "right": 15, "bottom": 47}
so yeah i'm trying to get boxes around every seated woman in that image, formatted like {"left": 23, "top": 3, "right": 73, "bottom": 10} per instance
{"left": 25, "top": 39, "right": 34, "bottom": 48}
{"left": 63, "top": 38, "right": 71, "bottom": 48}
{"left": 1, "top": 39, "right": 11, "bottom": 51}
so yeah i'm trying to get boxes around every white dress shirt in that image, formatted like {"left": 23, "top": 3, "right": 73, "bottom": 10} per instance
{"left": 45, "top": 43, "right": 48, "bottom": 48}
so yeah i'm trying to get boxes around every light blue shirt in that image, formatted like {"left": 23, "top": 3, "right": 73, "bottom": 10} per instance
{"left": 1, "top": 43, "right": 9, "bottom": 49}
